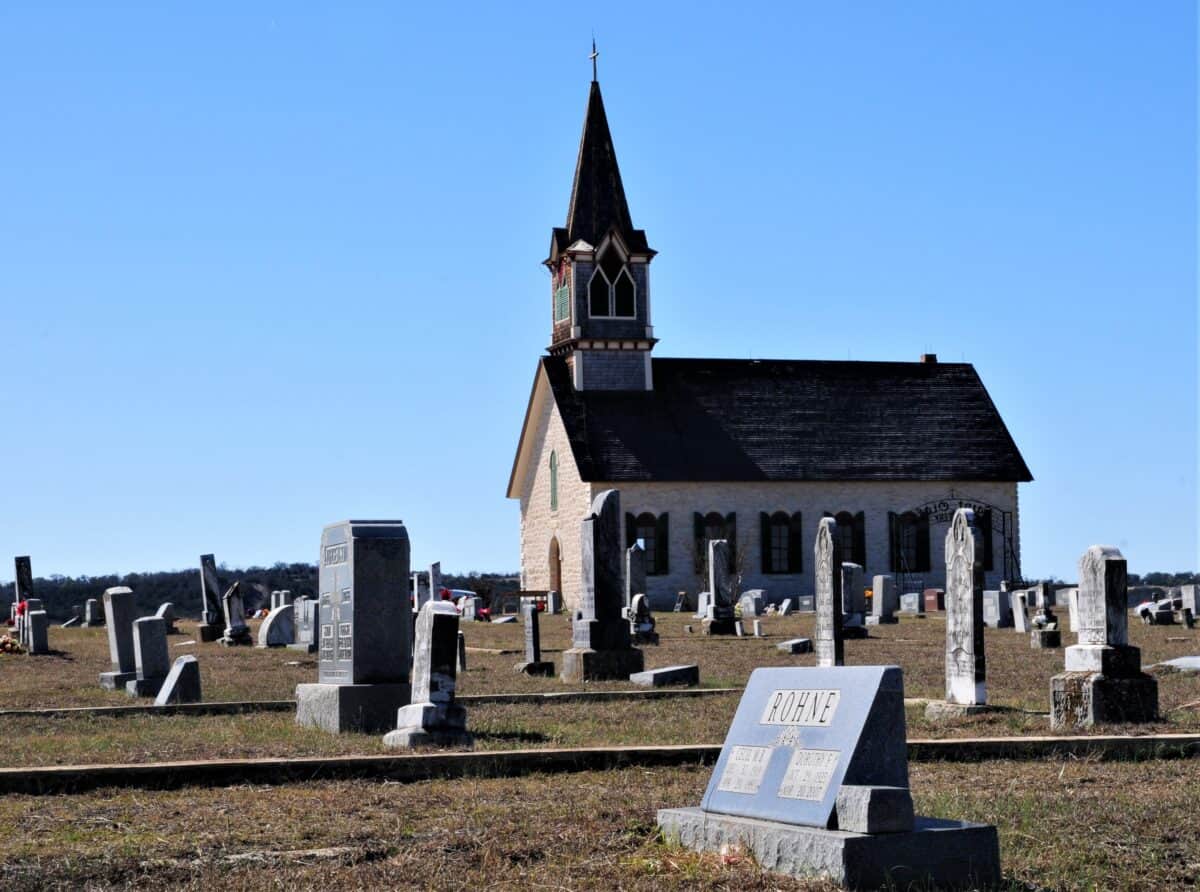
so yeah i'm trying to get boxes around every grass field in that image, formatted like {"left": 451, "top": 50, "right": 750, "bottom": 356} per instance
{"left": 2, "top": 611, "right": 1199, "bottom": 888}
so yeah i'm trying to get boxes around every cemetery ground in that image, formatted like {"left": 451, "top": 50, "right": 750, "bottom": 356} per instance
{"left": 3, "top": 613, "right": 1200, "bottom": 889}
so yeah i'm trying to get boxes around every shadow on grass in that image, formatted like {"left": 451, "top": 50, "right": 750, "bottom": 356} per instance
{"left": 471, "top": 729, "right": 550, "bottom": 744}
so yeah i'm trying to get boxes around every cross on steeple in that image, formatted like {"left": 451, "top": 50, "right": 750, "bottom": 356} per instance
{"left": 590, "top": 38, "right": 599, "bottom": 82}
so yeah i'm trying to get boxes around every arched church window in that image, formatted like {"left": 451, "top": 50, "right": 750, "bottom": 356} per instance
{"left": 826, "top": 511, "right": 867, "bottom": 568}
{"left": 549, "top": 451, "right": 558, "bottom": 512}
{"left": 587, "top": 243, "right": 637, "bottom": 318}
{"left": 888, "top": 510, "right": 930, "bottom": 573}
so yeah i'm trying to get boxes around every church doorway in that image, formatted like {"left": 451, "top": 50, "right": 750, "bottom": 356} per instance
{"left": 548, "top": 537, "right": 562, "bottom": 593}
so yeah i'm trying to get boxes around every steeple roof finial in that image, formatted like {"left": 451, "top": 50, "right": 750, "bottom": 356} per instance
{"left": 590, "top": 37, "right": 599, "bottom": 82}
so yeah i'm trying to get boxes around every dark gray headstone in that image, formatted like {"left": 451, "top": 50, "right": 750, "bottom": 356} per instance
{"left": 814, "top": 518, "right": 844, "bottom": 668}
{"left": 629, "top": 664, "right": 699, "bottom": 687}
{"left": 13, "top": 556, "right": 33, "bottom": 603}
{"left": 27, "top": 611, "right": 49, "bottom": 654}
{"left": 317, "top": 520, "right": 413, "bottom": 685}
{"left": 199, "top": 554, "right": 222, "bottom": 626}
{"left": 523, "top": 601, "right": 542, "bottom": 663}
{"left": 840, "top": 563, "right": 865, "bottom": 618}
{"left": 625, "top": 543, "right": 646, "bottom": 609}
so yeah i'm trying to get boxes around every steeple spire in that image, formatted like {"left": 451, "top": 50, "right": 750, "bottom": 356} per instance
{"left": 590, "top": 37, "right": 599, "bottom": 82}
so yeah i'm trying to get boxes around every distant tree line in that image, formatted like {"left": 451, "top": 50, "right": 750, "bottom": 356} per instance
{"left": 0, "top": 564, "right": 520, "bottom": 621}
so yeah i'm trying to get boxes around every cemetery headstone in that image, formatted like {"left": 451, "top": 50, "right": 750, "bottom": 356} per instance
{"left": 840, "top": 564, "right": 866, "bottom": 621}
{"left": 693, "top": 592, "right": 712, "bottom": 620}
{"left": 197, "top": 554, "right": 224, "bottom": 642}
{"left": 13, "top": 555, "right": 33, "bottom": 605}
{"left": 561, "top": 490, "right": 645, "bottom": 681}
{"left": 19, "top": 598, "right": 42, "bottom": 649}
{"left": 630, "top": 664, "right": 699, "bottom": 687}
{"left": 457, "top": 630, "right": 467, "bottom": 673}
{"left": 1012, "top": 592, "right": 1031, "bottom": 633}
{"left": 83, "top": 597, "right": 103, "bottom": 627}
{"left": 289, "top": 596, "right": 318, "bottom": 653}
{"left": 295, "top": 520, "right": 414, "bottom": 734}
{"left": 922, "top": 588, "right": 945, "bottom": 612}
{"left": 383, "top": 601, "right": 471, "bottom": 748}
{"left": 515, "top": 601, "right": 554, "bottom": 676}
{"left": 738, "top": 590, "right": 765, "bottom": 618}
{"left": 100, "top": 586, "right": 138, "bottom": 690}
{"left": 866, "top": 575, "right": 897, "bottom": 625}
{"left": 460, "top": 595, "right": 484, "bottom": 621}
{"left": 625, "top": 543, "right": 646, "bottom": 610}
{"left": 814, "top": 518, "right": 844, "bottom": 667}
{"left": 154, "top": 655, "right": 202, "bottom": 705}
{"left": 428, "top": 562, "right": 443, "bottom": 604}
{"left": 61, "top": 615, "right": 80, "bottom": 629}
{"left": 796, "top": 594, "right": 816, "bottom": 613}
{"left": 630, "top": 592, "right": 659, "bottom": 644}
{"left": 982, "top": 590, "right": 1013, "bottom": 629}
{"left": 673, "top": 591, "right": 687, "bottom": 613}
{"left": 1051, "top": 546, "right": 1157, "bottom": 728}
{"left": 657, "top": 666, "right": 1001, "bottom": 888}
{"left": 898, "top": 592, "right": 924, "bottom": 615}
{"left": 27, "top": 610, "right": 49, "bottom": 654}
{"left": 927, "top": 509, "right": 988, "bottom": 720}
{"left": 257, "top": 602, "right": 296, "bottom": 648}
{"left": 1031, "top": 597, "right": 1061, "bottom": 648}
{"left": 1064, "top": 587, "right": 1079, "bottom": 632}
{"left": 126, "top": 616, "right": 171, "bottom": 697}
{"left": 777, "top": 638, "right": 812, "bottom": 654}
{"left": 219, "top": 582, "right": 253, "bottom": 646}
{"left": 154, "top": 602, "right": 178, "bottom": 634}
{"left": 778, "top": 598, "right": 794, "bottom": 616}
{"left": 1180, "top": 584, "right": 1200, "bottom": 616}
{"left": 734, "top": 620, "right": 745, "bottom": 637}
{"left": 703, "top": 540, "right": 737, "bottom": 636}
{"left": 545, "top": 590, "right": 563, "bottom": 615}
{"left": 752, "top": 619, "right": 763, "bottom": 638}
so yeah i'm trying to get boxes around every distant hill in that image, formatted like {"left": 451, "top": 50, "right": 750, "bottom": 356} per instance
{"left": 0, "top": 564, "right": 521, "bottom": 621}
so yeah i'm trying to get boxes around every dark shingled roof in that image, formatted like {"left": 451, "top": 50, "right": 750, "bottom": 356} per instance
{"left": 543, "top": 355, "right": 1032, "bottom": 483}
{"left": 549, "top": 81, "right": 650, "bottom": 259}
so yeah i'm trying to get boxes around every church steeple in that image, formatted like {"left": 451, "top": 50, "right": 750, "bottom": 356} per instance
{"left": 546, "top": 65, "right": 657, "bottom": 392}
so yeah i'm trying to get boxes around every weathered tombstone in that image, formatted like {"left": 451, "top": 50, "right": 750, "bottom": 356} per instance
{"left": 126, "top": 617, "right": 171, "bottom": 697}
{"left": 625, "top": 543, "right": 646, "bottom": 610}
{"left": 752, "top": 619, "right": 763, "bottom": 638}
{"left": 923, "top": 588, "right": 945, "bottom": 612}
{"left": 288, "top": 597, "right": 318, "bottom": 653}
{"left": 279, "top": 589, "right": 293, "bottom": 607}
{"left": 561, "top": 490, "right": 645, "bottom": 681}
{"left": 545, "top": 590, "right": 563, "bottom": 615}
{"left": 218, "top": 582, "right": 253, "bottom": 646}
{"left": 738, "top": 590, "right": 766, "bottom": 618}
{"left": 1051, "top": 546, "right": 1157, "bottom": 728}
{"left": 155, "top": 655, "right": 202, "bottom": 705}
{"left": 734, "top": 620, "right": 745, "bottom": 637}
{"left": 866, "top": 575, "right": 897, "bottom": 625}
{"left": 673, "top": 591, "right": 687, "bottom": 613}
{"left": 630, "top": 664, "right": 699, "bottom": 687}
{"left": 1031, "top": 597, "right": 1061, "bottom": 648}
{"left": 1031, "top": 582, "right": 1056, "bottom": 608}
{"left": 295, "top": 520, "right": 414, "bottom": 734}
{"left": 1012, "top": 592, "right": 1031, "bottom": 633}
{"left": 1180, "top": 584, "right": 1200, "bottom": 615}
{"left": 703, "top": 540, "right": 737, "bottom": 636}
{"left": 981, "top": 591, "right": 1012, "bottom": 629}
{"left": 813, "top": 518, "right": 844, "bottom": 668}
{"left": 841, "top": 564, "right": 866, "bottom": 620}
{"left": 1064, "top": 588, "right": 1079, "bottom": 632}
{"left": 83, "top": 598, "right": 103, "bottom": 627}
{"left": 630, "top": 593, "right": 659, "bottom": 644}
{"left": 778, "top": 598, "right": 794, "bottom": 617}
{"left": 515, "top": 601, "right": 554, "bottom": 676}
{"left": 927, "top": 509, "right": 988, "bottom": 720}
{"left": 19, "top": 598, "right": 42, "bottom": 649}
{"left": 658, "top": 666, "right": 1001, "bottom": 888}
{"left": 197, "top": 554, "right": 224, "bottom": 642}
{"left": 13, "top": 555, "right": 33, "bottom": 604}
{"left": 777, "top": 638, "right": 813, "bottom": 654}
{"left": 383, "top": 601, "right": 471, "bottom": 748}
{"left": 257, "top": 602, "right": 296, "bottom": 648}
{"left": 154, "top": 602, "right": 178, "bottom": 634}
{"left": 796, "top": 594, "right": 816, "bottom": 613}
{"left": 457, "top": 630, "right": 467, "bottom": 672}
{"left": 898, "top": 592, "right": 923, "bottom": 615}
{"left": 693, "top": 592, "right": 712, "bottom": 620}
{"left": 460, "top": 595, "right": 484, "bottom": 621}
{"left": 428, "top": 562, "right": 443, "bottom": 605}
{"left": 27, "top": 610, "right": 49, "bottom": 654}
{"left": 100, "top": 587, "right": 138, "bottom": 689}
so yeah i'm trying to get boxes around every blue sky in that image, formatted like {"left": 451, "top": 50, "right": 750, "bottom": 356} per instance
{"left": 0, "top": 2, "right": 1195, "bottom": 582}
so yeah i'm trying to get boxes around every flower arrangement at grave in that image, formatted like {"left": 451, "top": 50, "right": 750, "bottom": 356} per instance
{"left": 0, "top": 634, "right": 25, "bottom": 654}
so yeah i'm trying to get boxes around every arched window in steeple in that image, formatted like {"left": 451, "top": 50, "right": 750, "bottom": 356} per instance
{"left": 588, "top": 242, "right": 636, "bottom": 318}
{"left": 549, "top": 451, "right": 559, "bottom": 512}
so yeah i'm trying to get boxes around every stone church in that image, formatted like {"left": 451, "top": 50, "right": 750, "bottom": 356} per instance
{"left": 507, "top": 74, "right": 1032, "bottom": 611}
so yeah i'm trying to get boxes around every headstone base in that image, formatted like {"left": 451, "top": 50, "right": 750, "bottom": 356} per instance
{"left": 864, "top": 616, "right": 898, "bottom": 626}
{"left": 1050, "top": 672, "right": 1158, "bottom": 729}
{"left": 515, "top": 660, "right": 556, "bottom": 677}
{"left": 287, "top": 642, "right": 318, "bottom": 654}
{"left": 628, "top": 664, "right": 699, "bottom": 687}
{"left": 701, "top": 618, "right": 736, "bottom": 636}
{"left": 382, "top": 703, "right": 472, "bottom": 749}
{"left": 125, "top": 676, "right": 166, "bottom": 698}
{"left": 777, "top": 638, "right": 813, "bottom": 654}
{"left": 99, "top": 670, "right": 137, "bottom": 690}
{"left": 657, "top": 807, "right": 1001, "bottom": 891}
{"left": 560, "top": 646, "right": 644, "bottom": 683}
{"left": 843, "top": 625, "right": 869, "bottom": 640}
{"left": 197, "top": 624, "right": 221, "bottom": 643}
{"left": 218, "top": 629, "right": 253, "bottom": 647}
{"left": 924, "top": 701, "right": 993, "bottom": 721}
{"left": 1031, "top": 629, "right": 1062, "bottom": 649}
{"left": 295, "top": 682, "right": 412, "bottom": 734}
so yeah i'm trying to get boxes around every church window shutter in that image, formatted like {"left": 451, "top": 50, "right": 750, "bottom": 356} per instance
{"left": 853, "top": 511, "right": 867, "bottom": 570}
{"left": 977, "top": 509, "right": 994, "bottom": 572}
{"left": 625, "top": 513, "right": 637, "bottom": 549}
{"left": 788, "top": 512, "right": 804, "bottom": 573}
{"left": 888, "top": 512, "right": 898, "bottom": 572}
{"left": 725, "top": 512, "right": 737, "bottom": 565}
{"left": 915, "top": 511, "right": 931, "bottom": 572}
{"left": 759, "top": 513, "right": 771, "bottom": 573}
{"left": 655, "top": 513, "right": 670, "bottom": 575}
{"left": 693, "top": 512, "right": 706, "bottom": 564}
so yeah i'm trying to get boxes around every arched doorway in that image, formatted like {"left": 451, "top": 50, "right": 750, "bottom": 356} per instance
{"left": 548, "top": 537, "right": 562, "bottom": 593}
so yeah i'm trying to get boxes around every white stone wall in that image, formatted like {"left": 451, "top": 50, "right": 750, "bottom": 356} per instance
{"left": 585, "top": 479, "right": 1020, "bottom": 610}
{"left": 517, "top": 397, "right": 594, "bottom": 602}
